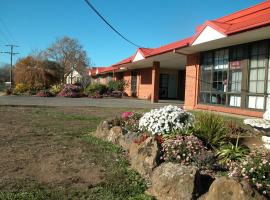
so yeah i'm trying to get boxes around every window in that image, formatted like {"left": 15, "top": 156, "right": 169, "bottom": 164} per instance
{"left": 199, "top": 49, "right": 228, "bottom": 105}
{"left": 228, "top": 46, "right": 245, "bottom": 107}
{"left": 248, "top": 41, "right": 269, "bottom": 109}
{"left": 199, "top": 40, "right": 270, "bottom": 110}
{"left": 200, "top": 52, "right": 213, "bottom": 104}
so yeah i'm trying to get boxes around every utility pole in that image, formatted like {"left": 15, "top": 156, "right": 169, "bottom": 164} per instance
{"left": 1, "top": 45, "right": 19, "bottom": 89}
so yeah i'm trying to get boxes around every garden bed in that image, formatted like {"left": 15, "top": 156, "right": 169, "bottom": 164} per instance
{"left": 93, "top": 105, "right": 269, "bottom": 200}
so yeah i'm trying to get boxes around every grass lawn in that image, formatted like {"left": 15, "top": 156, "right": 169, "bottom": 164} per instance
{"left": 0, "top": 105, "right": 253, "bottom": 200}
{"left": 0, "top": 106, "right": 151, "bottom": 200}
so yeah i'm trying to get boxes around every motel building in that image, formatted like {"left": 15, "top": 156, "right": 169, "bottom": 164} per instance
{"left": 90, "top": 1, "right": 270, "bottom": 118}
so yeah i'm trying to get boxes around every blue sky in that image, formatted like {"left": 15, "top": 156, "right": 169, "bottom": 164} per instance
{"left": 0, "top": 0, "right": 264, "bottom": 67}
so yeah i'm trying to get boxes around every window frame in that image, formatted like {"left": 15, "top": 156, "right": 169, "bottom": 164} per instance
{"left": 198, "top": 39, "right": 270, "bottom": 111}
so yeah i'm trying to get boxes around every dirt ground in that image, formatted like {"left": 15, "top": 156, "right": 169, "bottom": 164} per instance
{"left": 0, "top": 106, "right": 148, "bottom": 199}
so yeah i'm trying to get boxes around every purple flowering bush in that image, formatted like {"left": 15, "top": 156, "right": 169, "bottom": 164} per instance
{"left": 229, "top": 148, "right": 270, "bottom": 197}
{"left": 57, "top": 84, "right": 82, "bottom": 98}
{"left": 161, "top": 135, "right": 206, "bottom": 165}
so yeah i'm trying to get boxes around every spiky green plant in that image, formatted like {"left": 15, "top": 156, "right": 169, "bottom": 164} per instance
{"left": 194, "top": 112, "right": 228, "bottom": 149}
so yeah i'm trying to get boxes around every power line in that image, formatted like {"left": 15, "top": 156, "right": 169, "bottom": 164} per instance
{"left": 0, "top": 28, "right": 12, "bottom": 44}
{"left": 0, "top": 17, "right": 16, "bottom": 42}
{"left": 83, "top": 0, "right": 142, "bottom": 48}
{"left": 1, "top": 44, "right": 19, "bottom": 88}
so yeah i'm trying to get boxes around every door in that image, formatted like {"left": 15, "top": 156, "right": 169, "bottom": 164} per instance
{"left": 159, "top": 74, "right": 169, "bottom": 99}
{"left": 131, "top": 71, "right": 137, "bottom": 97}
{"left": 168, "top": 74, "right": 177, "bottom": 98}
{"left": 178, "top": 70, "right": 186, "bottom": 100}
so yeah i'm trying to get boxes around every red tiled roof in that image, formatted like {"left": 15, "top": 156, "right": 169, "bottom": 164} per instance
{"left": 199, "top": 1, "right": 270, "bottom": 35}
{"left": 111, "top": 56, "right": 133, "bottom": 67}
{"left": 146, "top": 37, "right": 192, "bottom": 57}
{"left": 89, "top": 66, "right": 115, "bottom": 76}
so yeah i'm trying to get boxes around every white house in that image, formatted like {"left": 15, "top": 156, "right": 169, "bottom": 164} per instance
{"left": 66, "top": 69, "right": 82, "bottom": 84}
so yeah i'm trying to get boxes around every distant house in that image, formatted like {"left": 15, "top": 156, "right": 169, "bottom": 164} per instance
{"left": 66, "top": 69, "right": 82, "bottom": 84}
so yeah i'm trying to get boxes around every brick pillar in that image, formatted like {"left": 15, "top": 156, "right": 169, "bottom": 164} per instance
{"left": 151, "top": 61, "right": 160, "bottom": 103}
{"left": 184, "top": 54, "right": 200, "bottom": 110}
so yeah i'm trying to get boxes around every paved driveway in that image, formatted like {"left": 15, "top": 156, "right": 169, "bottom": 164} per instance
{"left": 0, "top": 96, "right": 184, "bottom": 109}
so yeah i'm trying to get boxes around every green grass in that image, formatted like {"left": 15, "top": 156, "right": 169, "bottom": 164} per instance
{"left": 0, "top": 106, "right": 152, "bottom": 200}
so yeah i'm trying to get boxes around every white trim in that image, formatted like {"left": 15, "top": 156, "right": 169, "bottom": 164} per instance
{"left": 133, "top": 51, "right": 145, "bottom": 62}
{"left": 192, "top": 26, "right": 226, "bottom": 46}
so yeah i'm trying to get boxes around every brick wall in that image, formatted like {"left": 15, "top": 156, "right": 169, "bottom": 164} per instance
{"left": 137, "top": 68, "right": 152, "bottom": 100}
{"left": 184, "top": 54, "right": 200, "bottom": 110}
{"left": 123, "top": 71, "right": 132, "bottom": 96}
{"left": 195, "top": 104, "right": 263, "bottom": 117}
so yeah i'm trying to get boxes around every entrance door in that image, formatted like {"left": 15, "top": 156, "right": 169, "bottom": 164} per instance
{"left": 168, "top": 74, "right": 177, "bottom": 98}
{"left": 178, "top": 70, "right": 186, "bottom": 100}
{"left": 131, "top": 71, "right": 137, "bottom": 97}
{"left": 159, "top": 74, "right": 169, "bottom": 99}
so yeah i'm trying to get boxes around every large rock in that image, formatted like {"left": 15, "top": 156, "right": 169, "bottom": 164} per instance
{"left": 149, "top": 162, "right": 198, "bottom": 200}
{"left": 129, "top": 137, "right": 158, "bottom": 176}
{"left": 119, "top": 131, "right": 138, "bottom": 151}
{"left": 94, "top": 120, "right": 110, "bottom": 139}
{"left": 107, "top": 126, "right": 123, "bottom": 144}
{"left": 200, "top": 177, "right": 266, "bottom": 200}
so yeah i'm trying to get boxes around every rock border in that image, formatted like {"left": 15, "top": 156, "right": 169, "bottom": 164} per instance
{"left": 92, "top": 120, "right": 266, "bottom": 200}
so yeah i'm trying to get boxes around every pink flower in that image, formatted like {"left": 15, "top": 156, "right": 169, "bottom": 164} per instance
{"left": 121, "top": 112, "right": 133, "bottom": 120}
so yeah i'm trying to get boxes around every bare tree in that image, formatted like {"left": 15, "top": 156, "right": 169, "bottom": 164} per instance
{"left": 45, "top": 36, "right": 89, "bottom": 83}
{"left": 80, "top": 68, "right": 91, "bottom": 90}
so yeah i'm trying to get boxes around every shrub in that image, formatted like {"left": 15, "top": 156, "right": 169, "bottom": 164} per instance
{"left": 49, "top": 84, "right": 62, "bottom": 95}
{"left": 139, "top": 105, "right": 194, "bottom": 135}
{"left": 5, "top": 88, "right": 12, "bottom": 95}
{"left": 217, "top": 143, "right": 249, "bottom": 166}
{"left": 57, "top": 84, "right": 82, "bottom": 98}
{"left": 14, "top": 83, "right": 28, "bottom": 94}
{"left": 107, "top": 80, "right": 127, "bottom": 92}
{"left": 122, "top": 112, "right": 143, "bottom": 134}
{"left": 85, "top": 83, "right": 107, "bottom": 95}
{"left": 36, "top": 90, "right": 55, "bottom": 97}
{"left": 229, "top": 148, "right": 270, "bottom": 197}
{"left": 194, "top": 112, "right": 228, "bottom": 149}
{"left": 161, "top": 135, "right": 206, "bottom": 165}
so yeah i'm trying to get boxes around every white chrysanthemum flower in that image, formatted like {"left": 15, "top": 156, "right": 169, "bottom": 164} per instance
{"left": 139, "top": 105, "right": 194, "bottom": 135}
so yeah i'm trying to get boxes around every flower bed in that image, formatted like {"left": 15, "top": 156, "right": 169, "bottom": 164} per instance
{"left": 94, "top": 106, "right": 269, "bottom": 199}
{"left": 57, "top": 84, "right": 83, "bottom": 98}
{"left": 229, "top": 148, "right": 270, "bottom": 196}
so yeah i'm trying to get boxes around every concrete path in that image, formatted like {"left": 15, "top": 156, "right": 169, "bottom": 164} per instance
{"left": 0, "top": 96, "right": 184, "bottom": 109}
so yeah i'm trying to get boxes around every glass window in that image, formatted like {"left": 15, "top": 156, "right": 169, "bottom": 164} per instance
{"left": 248, "top": 96, "right": 264, "bottom": 110}
{"left": 229, "top": 95, "right": 241, "bottom": 107}
{"left": 199, "top": 40, "right": 270, "bottom": 111}
{"left": 248, "top": 41, "right": 268, "bottom": 109}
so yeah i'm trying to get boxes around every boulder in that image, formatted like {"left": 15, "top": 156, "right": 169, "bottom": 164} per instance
{"left": 149, "top": 162, "right": 198, "bottom": 200}
{"left": 129, "top": 137, "right": 158, "bottom": 176}
{"left": 119, "top": 131, "right": 138, "bottom": 151}
{"left": 107, "top": 126, "right": 123, "bottom": 144}
{"left": 94, "top": 120, "right": 110, "bottom": 139}
{"left": 200, "top": 177, "right": 266, "bottom": 200}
